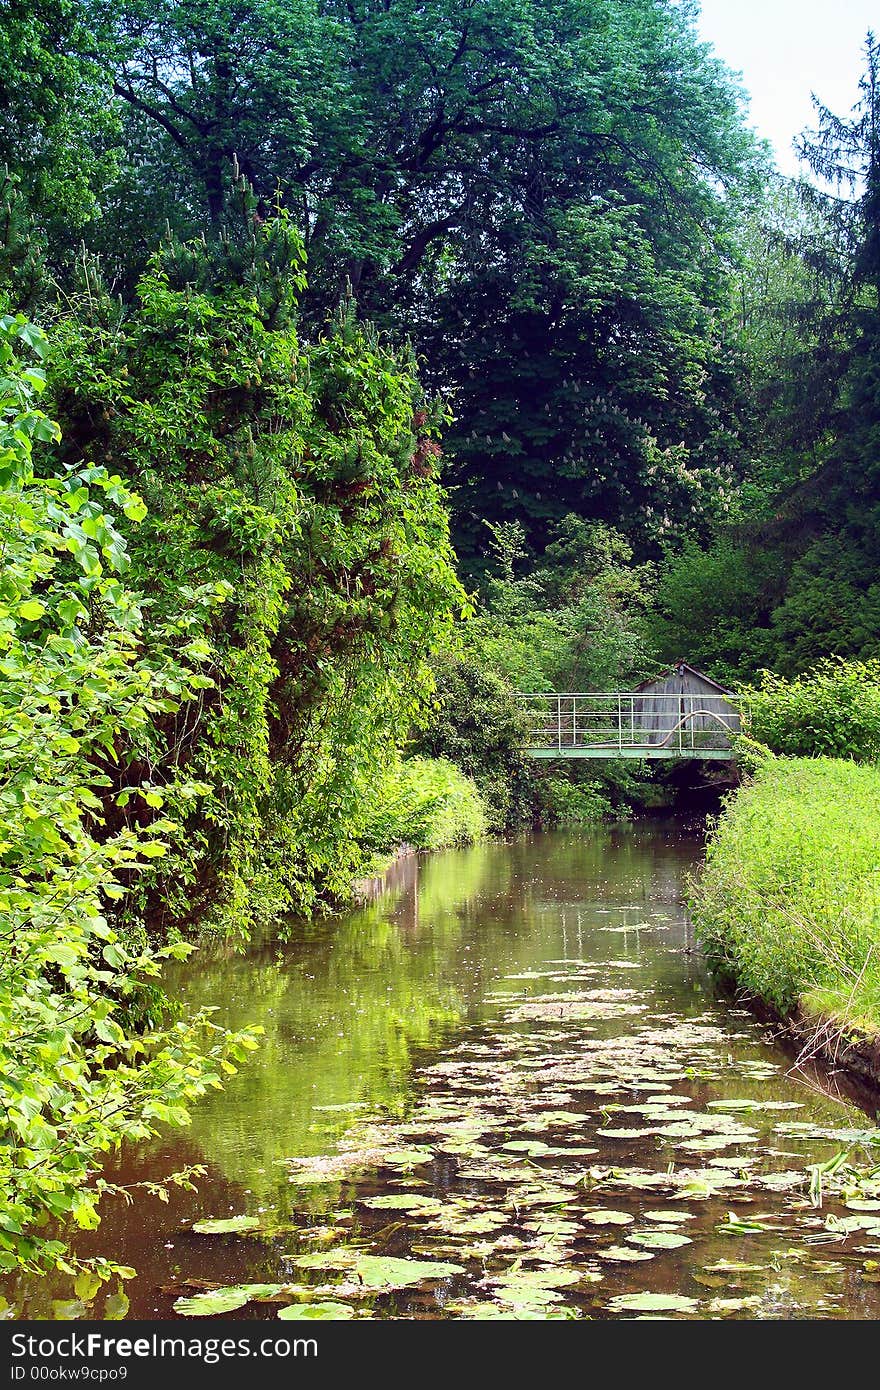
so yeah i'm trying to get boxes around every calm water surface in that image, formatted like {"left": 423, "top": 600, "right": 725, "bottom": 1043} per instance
{"left": 9, "top": 825, "right": 880, "bottom": 1320}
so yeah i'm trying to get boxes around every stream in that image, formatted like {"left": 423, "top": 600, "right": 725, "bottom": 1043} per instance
{"left": 8, "top": 823, "right": 880, "bottom": 1320}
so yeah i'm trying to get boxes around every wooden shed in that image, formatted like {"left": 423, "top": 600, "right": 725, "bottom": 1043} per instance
{"left": 631, "top": 662, "right": 740, "bottom": 751}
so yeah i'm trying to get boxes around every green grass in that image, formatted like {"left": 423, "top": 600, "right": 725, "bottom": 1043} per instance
{"left": 691, "top": 758, "right": 880, "bottom": 1041}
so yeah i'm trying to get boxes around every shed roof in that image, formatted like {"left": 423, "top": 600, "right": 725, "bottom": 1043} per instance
{"left": 634, "top": 662, "right": 734, "bottom": 695}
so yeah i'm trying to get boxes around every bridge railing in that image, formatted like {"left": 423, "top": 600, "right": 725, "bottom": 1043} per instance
{"left": 517, "top": 692, "right": 740, "bottom": 754}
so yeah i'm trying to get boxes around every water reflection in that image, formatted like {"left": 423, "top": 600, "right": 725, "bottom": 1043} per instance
{"left": 5, "top": 825, "right": 879, "bottom": 1319}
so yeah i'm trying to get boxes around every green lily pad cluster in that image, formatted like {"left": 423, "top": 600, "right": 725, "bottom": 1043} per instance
{"left": 169, "top": 943, "right": 880, "bottom": 1322}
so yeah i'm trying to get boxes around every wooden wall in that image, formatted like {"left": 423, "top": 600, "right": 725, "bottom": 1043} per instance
{"left": 631, "top": 671, "right": 740, "bottom": 748}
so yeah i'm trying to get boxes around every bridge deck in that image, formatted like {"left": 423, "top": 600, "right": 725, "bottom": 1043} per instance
{"left": 527, "top": 745, "right": 735, "bottom": 761}
{"left": 518, "top": 691, "right": 740, "bottom": 761}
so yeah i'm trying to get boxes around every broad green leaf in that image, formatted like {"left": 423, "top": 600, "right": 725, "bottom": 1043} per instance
{"left": 277, "top": 1302, "right": 355, "bottom": 1320}
{"left": 607, "top": 1293, "right": 699, "bottom": 1314}
{"left": 17, "top": 600, "right": 45, "bottom": 621}
{"left": 191, "top": 1216, "right": 262, "bottom": 1236}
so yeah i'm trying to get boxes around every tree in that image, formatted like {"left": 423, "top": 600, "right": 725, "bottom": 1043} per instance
{"left": 798, "top": 31, "right": 880, "bottom": 298}
{"left": 0, "top": 1, "right": 117, "bottom": 252}
{"left": 748, "top": 35, "right": 880, "bottom": 671}
{"left": 48, "top": 201, "right": 466, "bottom": 926}
{"left": 728, "top": 178, "right": 851, "bottom": 496}
{"left": 61, "top": 0, "right": 759, "bottom": 560}
{"left": 653, "top": 35, "right": 880, "bottom": 680}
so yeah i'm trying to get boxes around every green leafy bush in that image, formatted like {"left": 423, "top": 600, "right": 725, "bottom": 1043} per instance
{"left": 649, "top": 538, "right": 783, "bottom": 686}
{"left": 691, "top": 757, "right": 880, "bottom": 1036}
{"left": 538, "top": 774, "right": 615, "bottom": 827}
{"left": 0, "top": 315, "right": 258, "bottom": 1280}
{"left": 49, "top": 209, "right": 466, "bottom": 929}
{"left": 471, "top": 517, "right": 654, "bottom": 697}
{"left": 359, "top": 757, "right": 487, "bottom": 856}
{"left": 411, "top": 655, "right": 533, "bottom": 830}
{"left": 741, "top": 658, "right": 880, "bottom": 760}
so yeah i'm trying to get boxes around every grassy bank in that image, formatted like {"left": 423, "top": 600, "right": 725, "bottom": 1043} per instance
{"left": 691, "top": 757, "right": 880, "bottom": 1049}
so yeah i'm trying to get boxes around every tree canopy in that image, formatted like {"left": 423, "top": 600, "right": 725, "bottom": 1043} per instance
{"left": 5, "top": 0, "right": 762, "bottom": 562}
{"left": 653, "top": 34, "right": 880, "bottom": 678}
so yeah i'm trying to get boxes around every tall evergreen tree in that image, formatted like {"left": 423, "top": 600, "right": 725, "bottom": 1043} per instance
{"left": 653, "top": 35, "right": 880, "bottom": 678}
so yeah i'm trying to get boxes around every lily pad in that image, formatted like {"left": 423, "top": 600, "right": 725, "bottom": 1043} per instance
{"left": 486, "top": 1267, "right": 583, "bottom": 1292}
{"left": 707, "top": 1099, "right": 803, "bottom": 1112}
{"left": 380, "top": 1148, "right": 435, "bottom": 1169}
{"left": 607, "top": 1292, "right": 699, "bottom": 1314}
{"left": 626, "top": 1230, "right": 692, "bottom": 1250}
{"left": 190, "top": 1216, "right": 262, "bottom": 1236}
{"left": 677, "top": 1134, "right": 751, "bottom": 1153}
{"left": 358, "top": 1194, "right": 443, "bottom": 1214}
{"left": 597, "top": 1244, "right": 655, "bottom": 1263}
{"left": 705, "top": 1296, "right": 762, "bottom": 1314}
{"left": 174, "top": 1284, "right": 285, "bottom": 1316}
{"left": 293, "top": 1251, "right": 464, "bottom": 1289}
{"left": 278, "top": 1303, "right": 355, "bottom": 1320}
{"left": 446, "top": 1300, "right": 579, "bottom": 1320}
{"left": 716, "top": 1214, "right": 776, "bottom": 1235}
{"left": 491, "top": 1285, "right": 563, "bottom": 1308}
{"left": 580, "top": 1209, "right": 634, "bottom": 1226}
{"left": 427, "top": 1209, "right": 510, "bottom": 1235}
{"left": 642, "top": 1210, "right": 695, "bottom": 1224}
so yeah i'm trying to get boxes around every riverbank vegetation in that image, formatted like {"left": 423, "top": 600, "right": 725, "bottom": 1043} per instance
{"left": 691, "top": 757, "right": 880, "bottom": 1049}
{"left": 691, "top": 656, "right": 880, "bottom": 1058}
{"left": 360, "top": 757, "right": 487, "bottom": 862}
{"left": 47, "top": 204, "right": 468, "bottom": 931}
{"left": 740, "top": 659, "right": 880, "bottom": 761}
{"left": 2, "top": 0, "right": 880, "bottom": 1281}
{"left": 0, "top": 317, "right": 261, "bottom": 1279}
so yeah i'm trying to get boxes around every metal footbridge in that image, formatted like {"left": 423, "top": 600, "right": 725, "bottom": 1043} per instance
{"left": 518, "top": 691, "right": 740, "bottom": 761}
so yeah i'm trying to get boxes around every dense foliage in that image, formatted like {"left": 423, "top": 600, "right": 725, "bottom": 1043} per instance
{"left": 740, "top": 658, "right": 880, "bottom": 761}
{"left": 411, "top": 515, "right": 655, "bottom": 827}
{"left": 0, "top": 316, "right": 260, "bottom": 1283}
{"left": 441, "top": 516, "right": 655, "bottom": 823}
{"left": 0, "top": 198, "right": 470, "bottom": 1276}
{"left": 653, "top": 36, "right": 880, "bottom": 682}
{"left": 4, "top": 0, "right": 762, "bottom": 567}
{"left": 692, "top": 758, "right": 880, "bottom": 1038}
{"left": 359, "top": 757, "right": 487, "bottom": 858}
{"left": 47, "top": 205, "right": 467, "bottom": 928}
{"left": 2, "top": 0, "right": 880, "bottom": 1284}
{"left": 410, "top": 655, "right": 533, "bottom": 832}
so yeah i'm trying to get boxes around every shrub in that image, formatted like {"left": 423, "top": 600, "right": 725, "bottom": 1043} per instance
{"left": 411, "top": 655, "right": 534, "bottom": 830}
{"left": 741, "top": 657, "right": 880, "bottom": 760}
{"left": 0, "top": 315, "right": 257, "bottom": 1283}
{"left": 358, "top": 757, "right": 488, "bottom": 856}
{"left": 538, "top": 774, "right": 615, "bottom": 827}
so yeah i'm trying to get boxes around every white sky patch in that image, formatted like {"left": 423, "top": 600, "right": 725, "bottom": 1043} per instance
{"left": 696, "top": 0, "right": 876, "bottom": 177}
